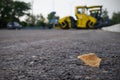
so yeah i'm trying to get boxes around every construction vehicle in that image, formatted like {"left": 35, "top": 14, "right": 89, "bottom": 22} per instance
{"left": 88, "top": 5, "right": 103, "bottom": 28}
{"left": 54, "top": 5, "right": 110, "bottom": 29}
{"left": 75, "top": 6, "right": 97, "bottom": 29}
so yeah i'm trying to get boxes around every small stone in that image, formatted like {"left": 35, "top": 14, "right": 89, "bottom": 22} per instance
{"left": 102, "top": 70, "right": 108, "bottom": 73}
{"left": 75, "top": 75, "right": 82, "bottom": 79}
{"left": 32, "top": 55, "right": 36, "bottom": 58}
{"left": 18, "top": 75, "right": 25, "bottom": 79}
{"left": 29, "top": 61, "right": 34, "bottom": 65}
{"left": 85, "top": 76, "right": 91, "bottom": 79}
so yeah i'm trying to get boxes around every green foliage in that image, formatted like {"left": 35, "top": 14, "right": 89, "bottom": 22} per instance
{"left": 0, "top": 0, "right": 12, "bottom": 28}
{"left": 47, "top": 12, "right": 59, "bottom": 29}
{"left": 25, "top": 14, "right": 46, "bottom": 27}
{"left": 20, "top": 21, "right": 27, "bottom": 27}
{"left": 47, "top": 12, "right": 56, "bottom": 22}
{"left": 111, "top": 12, "right": 120, "bottom": 24}
{"left": 25, "top": 14, "right": 36, "bottom": 26}
{"left": 0, "top": 0, "right": 31, "bottom": 28}
{"left": 12, "top": 1, "right": 31, "bottom": 18}
{"left": 102, "top": 9, "right": 109, "bottom": 19}
{"left": 36, "top": 14, "right": 45, "bottom": 27}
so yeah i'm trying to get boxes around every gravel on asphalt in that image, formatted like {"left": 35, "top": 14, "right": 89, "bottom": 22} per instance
{"left": 0, "top": 30, "right": 120, "bottom": 80}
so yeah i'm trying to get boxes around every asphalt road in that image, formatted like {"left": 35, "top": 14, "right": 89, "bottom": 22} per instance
{"left": 0, "top": 30, "right": 120, "bottom": 80}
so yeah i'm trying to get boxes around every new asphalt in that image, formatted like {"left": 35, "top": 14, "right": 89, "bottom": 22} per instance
{"left": 0, "top": 29, "right": 120, "bottom": 80}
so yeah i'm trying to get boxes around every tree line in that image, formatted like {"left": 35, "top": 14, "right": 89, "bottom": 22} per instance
{"left": 24, "top": 12, "right": 59, "bottom": 29}
{"left": 0, "top": 0, "right": 31, "bottom": 28}
{"left": 0, "top": 0, "right": 59, "bottom": 29}
{"left": 111, "top": 12, "right": 120, "bottom": 24}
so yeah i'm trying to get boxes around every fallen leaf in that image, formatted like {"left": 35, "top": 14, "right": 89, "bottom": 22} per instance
{"left": 77, "top": 53, "right": 102, "bottom": 67}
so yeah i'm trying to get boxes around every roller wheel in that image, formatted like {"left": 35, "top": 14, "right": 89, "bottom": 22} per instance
{"left": 86, "top": 20, "right": 94, "bottom": 29}
{"left": 60, "top": 20, "right": 70, "bottom": 29}
{"left": 69, "top": 16, "right": 76, "bottom": 29}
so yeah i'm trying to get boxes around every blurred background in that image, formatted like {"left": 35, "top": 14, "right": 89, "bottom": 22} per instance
{"left": 0, "top": 0, "right": 120, "bottom": 29}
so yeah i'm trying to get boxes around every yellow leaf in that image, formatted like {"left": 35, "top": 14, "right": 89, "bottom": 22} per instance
{"left": 77, "top": 53, "right": 102, "bottom": 67}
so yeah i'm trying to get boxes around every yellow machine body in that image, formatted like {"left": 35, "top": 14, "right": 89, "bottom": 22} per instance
{"left": 75, "top": 6, "right": 96, "bottom": 28}
{"left": 54, "top": 16, "right": 73, "bottom": 29}
{"left": 55, "top": 5, "right": 104, "bottom": 29}
{"left": 59, "top": 16, "right": 71, "bottom": 29}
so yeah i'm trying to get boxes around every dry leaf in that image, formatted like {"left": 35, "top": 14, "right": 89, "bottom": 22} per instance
{"left": 77, "top": 53, "right": 102, "bottom": 67}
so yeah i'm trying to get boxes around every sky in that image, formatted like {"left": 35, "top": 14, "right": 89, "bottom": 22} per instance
{"left": 18, "top": 0, "right": 120, "bottom": 19}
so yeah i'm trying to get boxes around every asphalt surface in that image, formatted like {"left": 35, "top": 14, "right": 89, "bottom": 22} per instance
{"left": 0, "top": 29, "right": 120, "bottom": 80}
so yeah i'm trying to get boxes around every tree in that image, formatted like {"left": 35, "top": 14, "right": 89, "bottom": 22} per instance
{"left": 11, "top": 1, "right": 31, "bottom": 20}
{"left": 102, "top": 9, "right": 109, "bottom": 20}
{"left": 25, "top": 13, "right": 46, "bottom": 27}
{"left": 0, "top": 0, "right": 13, "bottom": 28}
{"left": 111, "top": 12, "right": 120, "bottom": 24}
{"left": 47, "top": 11, "right": 56, "bottom": 23}
{"left": 25, "top": 14, "right": 36, "bottom": 26}
{"left": 0, "top": 0, "right": 31, "bottom": 28}
{"left": 36, "top": 14, "right": 45, "bottom": 27}
{"left": 47, "top": 11, "right": 59, "bottom": 29}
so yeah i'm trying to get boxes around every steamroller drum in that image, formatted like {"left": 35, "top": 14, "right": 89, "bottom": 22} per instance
{"left": 69, "top": 16, "right": 76, "bottom": 29}
{"left": 86, "top": 20, "right": 94, "bottom": 29}
{"left": 60, "top": 20, "right": 70, "bottom": 29}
